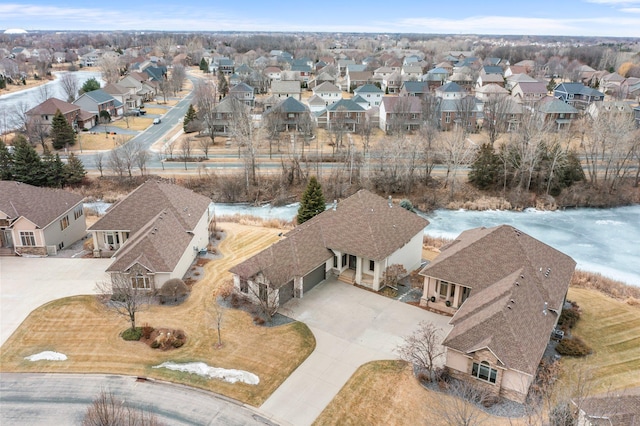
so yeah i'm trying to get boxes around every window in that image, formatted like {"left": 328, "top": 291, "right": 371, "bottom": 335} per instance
{"left": 20, "top": 231, "right": 36, "bottom": 246}
{"left": 104, "top": 232, "right": 120, "bottom": 247}
{"left": 74, "top": 207, "right": 83, "bottom": 220}
{"left": 342, "top": 254, "right": 347, "bottom": 267}
{"left": 333, "top": 255, "right": 338, "bottom": 268}
{"left": 131, "top": 274, "right": 150, "bottom": 289}
{"left": 445, "top": 112, "right": 451, "bottom": 123}
{"left": 240, "top": 279, "right": 249, "bottom": 294}
{"left": 439, "top": 280, "right": 449, "bottom": 297}
{"left": 369, "top": 260, "right": 375, "bottom": 272}
{"left": 259, "top": 284, "right": 268, "bottom": 302}
{"left": 472, "top": 361, "right": 497, "bottom": 384}
{"left": 60, "top": 215, "right": 69, "bottom": 230}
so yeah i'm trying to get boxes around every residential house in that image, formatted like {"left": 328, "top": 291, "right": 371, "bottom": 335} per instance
{"left": 347, "top": 71, "right": 373, "bottom": 91}
{"left": 216, "top": 58, "right": 235, "bottom": 75}
{"left": 142, "top": 65, "right": 167, "bottom": 82}
{"left": 536, "top": 97, "right": 579, "bottom": 130}
{"left": 620, "top": 77, "right": 640, "bottom": 100}
{"left": 449, "top": 72, "right": 474, "bottom": 91}
{"left": 103, "top": 82, "right": 136, "bottom": 109}
{"left": 229, "top": 82, "right": 255, "bottom": 107}
{"left": 476, "top": 73, "right": 504, "bottom": 88}
{"left": 79, "top": 50, "right": 99, "bottom": 67}
{"left": 312, "top": 82, "right": 342, "bottom": 105}
{"left": 482, "top": 66, "right": 503, "bottom": 75}
{"left": 574, "top": 394, "right": 640, "bottom": 426}
{"left": 353, "top": 84, "right": 384, "bottom": 109}
{"left": 435, "top": 82, "right": 465, "bottom": 100}
{"left": 475, "top": 84, "right": 509, "bottom": 102}
{"left": 291, "top": 63, "right": 312, "bottom": 84}
{"left": 435, "top": 61, "right": 454, "bottom": 75}
{"left": 586, "top": 100, "right": 634, "bottom": 121}
{"left": 482, "top": 96, "right": 523, "bottom": 132}
{"left": 423, "top": 67, "right": 449, "bottom": 90}
{"left": 554, "top": 82, "right": 604, "bottom": 110}
{"left": 73, "top": 89, "right": 122, "bottom": 119}
{"left": 436, "top": 96, "right": 482, "bottom": 131}
{"left": 0, "top": 181, "right": 86, "bottom": 256}
{"left": 306, "top": 95, "right": 327, "bottom": 113}
{"left": 635, "top": 105, "right": 640, "bottom": 128}
{"left": 400, "top": 81, "right": 430, "bottom": 97}
{"left": 262, "top": 97, "right": 311, "bottom": 132}
{"left": 382, "top": 71, "right": 402, "bottom": 94}
{"left": 505, "top": 73, "right": 538, "bottom": 92}
{"left": 599, "top": 72, "right": 625, "bottom": 95}
{"left": 420, "top": 225, "right": 576, "bottom": 403}
{"left": 26, "top": 97, "right": 92, "bottom": 131}
{"left": 379, "top": 96, "right": 422, "bottom": 132}
{"left": 207, "top": 97, "right": 250, "bottom": 136}
{"left": 271, "top": 80, "right": 302, "bottom": 100}
{"left": 401, "top": 64, "right": 423, "bottom": 80}
{"left": 88, "top": 180, "right": 211, "bottom": 291}
{"left": 230, "top": 190, "right": 428, "bottom": 308}
{"left": 321, "top": 99, "right": 367, "bottom": 132}
{"left": 264, "top": 66, "right": 282, "bottom": 83}
{"left": 119, "top": 73, "right": 156, "bottom": 103}
{"left": 511, "top": 81, "right": 547, "bottom": 105}
{"left": 504, "top": 65, "right": 530, "bottom": 78}
{"left": 307, "top": 71, "right": 336, "bottom": 89}
{"left": 337, "top": 59, "right": 356, "bottom": 76}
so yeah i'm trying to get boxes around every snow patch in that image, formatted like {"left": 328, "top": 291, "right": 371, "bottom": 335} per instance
{"left": 595, "top": 220, "right": 623, "bottom": 226}
{"left": 153, "top": 362, "right": 259, "bottom": 385}
{"left": 25, "top": 351, "right": 67, "bottom": 361}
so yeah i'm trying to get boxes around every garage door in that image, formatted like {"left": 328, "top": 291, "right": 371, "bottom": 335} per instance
{"left": 303, "top": 264, "right": 326, "bottom": 293}
{"left": 279, "top": 280, "right": 294, "bottom": 305}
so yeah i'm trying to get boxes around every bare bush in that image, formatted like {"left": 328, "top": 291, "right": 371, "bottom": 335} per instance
{"left": 83, "top": 389, "right": 163, "bottom": 426}
{"left": 396, "top": 321, "right": 445, "bottom": 382}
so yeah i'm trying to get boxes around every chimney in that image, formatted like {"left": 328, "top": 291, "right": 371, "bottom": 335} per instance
{"left": 332, "top": 200, "right": 337, "bottom": 211}
{"left": 388, "top": 196, "right": 392, "bottom": 208}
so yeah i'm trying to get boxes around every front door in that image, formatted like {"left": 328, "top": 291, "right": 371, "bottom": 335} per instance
{"left": 349, "top": 255, "right": 357, "bottom": 270}
{"left": 1, "top": 230, "right": 13, "bottom": 248}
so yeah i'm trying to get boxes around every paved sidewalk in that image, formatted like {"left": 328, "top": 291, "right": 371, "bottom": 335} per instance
{"left": 259, "top": 279, "right": 452, "bottom": 426}
{"left": 0, "top": 257, "right": 111, "bottom": 345}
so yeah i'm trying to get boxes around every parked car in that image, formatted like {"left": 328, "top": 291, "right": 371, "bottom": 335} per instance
{"left": 153, "top": 118, "right": 161, "bottom": 124}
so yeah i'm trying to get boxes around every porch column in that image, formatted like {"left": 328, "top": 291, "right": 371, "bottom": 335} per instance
{"left": 453, "top": 283, "right": 461, "bottom": 308}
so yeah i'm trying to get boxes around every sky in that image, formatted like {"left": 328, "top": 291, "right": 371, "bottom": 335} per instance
{"left": 1, "top": 0, "right": 640, "bottom": 37}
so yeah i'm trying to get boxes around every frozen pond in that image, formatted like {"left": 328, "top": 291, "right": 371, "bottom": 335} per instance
{"left": 0, "top": 71, "right": 104, "bottom": 133}
{"left": 87, "top": 201, "right": 640, "bottom": 286}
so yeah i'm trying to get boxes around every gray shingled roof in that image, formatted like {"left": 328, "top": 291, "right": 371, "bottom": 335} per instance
{"left": 437, "top": 81, "right": 463, "bottom": 93}
{"left": 326, "top": 98, "right": 366, "bottom": 112}
{"left": 0, "top": 181, "right": 83, "bottom": 228}
{"left": 230, "top": 189, "right": 428, "bottom": 287}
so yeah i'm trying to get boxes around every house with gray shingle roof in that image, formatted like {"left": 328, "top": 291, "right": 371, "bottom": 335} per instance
{"left": 270, "top": 80, "right": 302, "bottom": 100}
{"left": 554, "top": 82, "right": 604, "bottom": 110}
{"left": 420, "top": 225, "right": 575, "bottom": 403}
{"left": 353, "top": 84, "right": 384, "bottom": 108}
{"left": 88, "top": 180, "right": 211, "bottom": 291}
{"left": 320, "top": 99, "right": 367, "bottom": 132}
{"left": 262, "top": 97, "right": 311, "bottom": 132}
{"left": 0, "top": 181, "right": 86, "bottom": 256}
{"left": 230, "top": 189, "right": 428, "bottom": 308}
{"left": 229, "top": 82, "right": 255, "bottom": 107}
{"left": 73, "top": 89, "right": 121, "bottom": 119}
{"left": 536, "top": 97, "right": 579, "bottom": 130}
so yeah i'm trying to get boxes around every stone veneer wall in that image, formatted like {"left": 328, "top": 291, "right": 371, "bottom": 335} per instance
{"left": 16, "top": 246, "right": 47, "bottom": 256}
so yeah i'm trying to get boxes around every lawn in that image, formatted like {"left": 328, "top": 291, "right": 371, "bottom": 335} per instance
{"left": 0, "top": 223, "right": 316, "bottom": 407}
{"left": 142, "top": 106, "right": 169, "bottom": 115}
{"left": 561, "top": 287, "right": 640, "bottom": 394}
{"left": 110, "top": 116, "right": 154, "bottom": 131}
{"left": 314, "top": 360, "right": 526, "bottom": 426}
{"left": 73, "top": 133, "right": 132, "bottom": 151}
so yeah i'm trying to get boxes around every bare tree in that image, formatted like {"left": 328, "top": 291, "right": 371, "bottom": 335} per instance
{"left": 180, "top": 137, "right": 192, "bottom": 170}
{"left": 107, "top": 149, "right": 125, "bottom": 177}
{"left": 170, "top": 64, "right": 186, "bottom": 96}
{"left": 157, "top": 77, "right": 171, "bottom": 104}
{"left": 135, "top": 147, "right": 150, "bottom": 176}
{"left": 229, "top": 98, "right": 258, "bottom": 188}
{"left": 25, "top": 116, "right": 50, "bottom": 149}
{"left": 98, "top": 54, "right": 122, "bottom": 84}
{"left": 155, "top": 37, "right": 174, "bottom": 63}
{"left": 395, "top": 321, "right": 445, "bottom": 382}
{"left": 95, "top": 273, "right": 151, "bottom": 331}
{"left": 441, "top": 129, "right": 477, "bottom": 196}
{"left": 197, "top": 136, "right": 211, "bottom": 158}
{"left": 193, "top": 79, "right": 218, "bottom": 145}
{"left": 59, "top": 72, "right": 79, "bottom": 103}
{"left": 83, "top": 389, "right": 163, "bottom": 426}
{"left": 94, "top": 151, "right": 105, "bottom": 177}
{"left": 207, "top": 304, "right": 225, "bottom": 348}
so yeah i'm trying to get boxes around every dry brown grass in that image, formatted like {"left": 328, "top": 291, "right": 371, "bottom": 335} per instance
{"left": 110, "top": 117, "right": 154, "bottom": 131}
{"left": 217, "top": 214, "right": 294, "bottom": 230}
{"left": 314, "top": 360, "right": 526, "bottom": 426}
{"left": 560, "top": 287, "right": 640, "bottom": 394}
{"left": 73, "top": 133, "right": 132, "bottom": 151}
{"left": 0, "top": 222, "right": 315, "bottom": 407}
{"left": 142, "top": 107, "right": 168, "bottom": 115}
{"left": 571, "top": 269, "right": 640, "bottom": 303}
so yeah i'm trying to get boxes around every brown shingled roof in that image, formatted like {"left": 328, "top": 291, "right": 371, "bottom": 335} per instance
{"left": 26, "top": 97, "right": 79, "bottom": 116}
{"left": 422, "top": 225, "right": 576, "bottom": 376}
{"left": 0, "top": 181, "right": 84, "bottom": 228}
{"left": 88, "top": 180, "right": 210, "bottom": 234}
{"left": 230, "top": 189, "right": 429, "bottom": 287}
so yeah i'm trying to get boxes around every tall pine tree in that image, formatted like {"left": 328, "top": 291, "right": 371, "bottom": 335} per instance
{"left": 217, "top": 70, "right": 229, "bottom": 96}
{"left": 41, "top": 146, "right": 65, "bottom": 187}
{"left": 11, "top": 135, "right": 44, "bottom": 186}
{"left": 199, "top": 58, "right": 209, "bottom": 73}
{"left": 183, "top": 104, "right": 197, "bottom": 133}
{"left": 0, "top": 140, "right": 13, "bottom": 180}
{"left": 297, "top": 176, "right": 326, "bottom": 224}
{"left": 63, "top": 152, "right": 87, "bottom": 185}
{"left": 50, "top": 109, "right": 76, "bottom": 150}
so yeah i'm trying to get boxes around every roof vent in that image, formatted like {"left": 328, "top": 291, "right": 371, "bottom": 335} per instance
{"left": 507, "top": 305, "right": 512, "bottom": 310}
{"left": 521, "top": 274, "right": 525, "bottom": 279}
{"left": 515, "top": 281, "right": 519, "bottom": 286}
{"left": 543, "top": 302, "right": 548, "bottom": 316}
{"left": 545, "top": 268, "right": 551, "bottom": 277}
{"left": 510, "top": 299, "right": 515, "bottom": 304}
{"left": 388, "top": 196, "right": 393, "bottom": 207}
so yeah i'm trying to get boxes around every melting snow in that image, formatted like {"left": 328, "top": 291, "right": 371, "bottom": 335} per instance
{"left": 153, "top": 361, "right": 259, "bottom": 385}
{"left": 25, "top": 351, "right": 67, "bottom": 361}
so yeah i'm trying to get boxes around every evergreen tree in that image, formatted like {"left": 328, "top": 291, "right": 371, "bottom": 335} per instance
{"left": 80, "top": 77, "right": 101, "bottom": 94}
{"left": 183, "top": 104, "right": 197, "bottom": 133}
{"left": 217, "top": 70, "right": 229, "bottom": 96}
{"left": 468, "top": 143, "right": 500, "bottom": 190}
{"left": 199, "top": 58, "right": 209, "bottom": 73}
{"left": 297, "top": 176, "right": 326, "bottom": 224}
{"left": 41, "top": 147, "right": 65, "bottom": 187}
{"left": 0, "top": 140, "right": 13, "bottom": 180}
{"left": 11, "top": 135, "right": 44, "bottom": 186}
{"left": 63, "top": 152, "right": 87, "bottom": 185}
{"left": 558, "top": 151, "right": 586, "bottom": 188}
{"left": 50, "top": 109, "right": 76, "bottom": 150}
{"left": 547, "top": 77, "right": 557, "bottom": 93}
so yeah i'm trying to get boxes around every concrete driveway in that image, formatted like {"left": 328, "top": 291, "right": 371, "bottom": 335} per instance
{"left": 259, "top": 278, "right": 453, "bottom": 426}
{"left": 0, "top": 257, "right": 112, "bottom": 346}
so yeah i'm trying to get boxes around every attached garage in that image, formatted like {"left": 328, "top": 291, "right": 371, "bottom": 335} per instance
{"left": 279, "top": 280, "right": 294, "bottom": 305}
{"left": 303, "top": 264, "right": 326, "bottom": 293}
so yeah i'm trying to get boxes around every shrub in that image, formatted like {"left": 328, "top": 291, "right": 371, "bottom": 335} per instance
{"left": 434, "top": 367, "right": 451, "bottom": 384}
{"left": 172, "top": 339, "right": 184, "bottom": 348}
{"left": 559, "top": 305, "right": 581, "bottom": 330}
{"left": 556, "top": 336, "right": 592, "bottom": 357}
{"left": 254, "top": 316, "right": 265, "bottom": 325}
{"left": 121, "top": 327, "right": 142, "bottom": 341}
{"left": 150, "top": 341, "right": 161, "bottom": 349}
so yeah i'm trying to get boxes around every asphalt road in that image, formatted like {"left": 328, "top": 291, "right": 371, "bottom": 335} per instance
{"left": 0, "top": 373, "right": 277, "bottom": 426}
